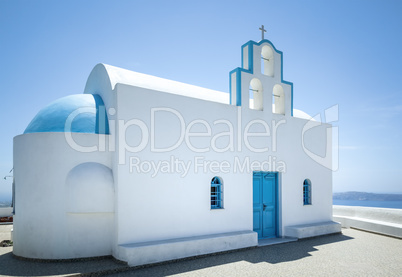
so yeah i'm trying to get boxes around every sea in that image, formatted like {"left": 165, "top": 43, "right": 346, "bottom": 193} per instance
{"left": 333, "top": 200, "right": 402, "bottom": 209}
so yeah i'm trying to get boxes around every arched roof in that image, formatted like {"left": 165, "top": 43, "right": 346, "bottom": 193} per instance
{"left": 24, "top": 94, "right": 109, "bottom": 134}
{"left": 84, "top": 63, "right": 230, "bottom": 104}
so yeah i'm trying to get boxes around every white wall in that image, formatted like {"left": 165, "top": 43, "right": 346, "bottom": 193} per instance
{"left": 0, "top": 207, "right": 12, "bottom": 217}
{"left": 112, "top": 79, "right": 333, "bottom": 251}
{"left": 114, "top": 84, "right": 251, "bottom": 248}
{"left": 13, "top": 132, "right": 113, "bottom": 259}
{"left": 333, "top": 206, "right": 402, "bottom": 238}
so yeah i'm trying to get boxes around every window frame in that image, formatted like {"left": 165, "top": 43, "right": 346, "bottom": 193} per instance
{"left": 211, "top": 177, "right": 223, "bottom": 209}
{"left": 303, "top": 179, "right": 312, "bottom": 205}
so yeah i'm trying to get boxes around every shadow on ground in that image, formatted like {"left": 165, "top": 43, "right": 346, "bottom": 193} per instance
{"left": 114, "top": 233, "right": 354, "bottom": 277}
{"left": 0, "top": 233, "right": 353, "bottom": 276}
{"left": 0, "top": 252, "right": 127, "bottom": 276}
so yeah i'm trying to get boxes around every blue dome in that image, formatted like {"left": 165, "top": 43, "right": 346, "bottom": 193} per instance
{"left": 24, "top": 94, "right": 109, "bottom": 134}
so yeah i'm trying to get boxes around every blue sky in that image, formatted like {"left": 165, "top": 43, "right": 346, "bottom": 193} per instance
{"left": 0, "top": 0, "right": 401, "bottom": 199}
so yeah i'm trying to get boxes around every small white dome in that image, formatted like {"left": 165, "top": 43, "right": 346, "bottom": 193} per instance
{"left": 293, "top": 109, "right": 316, "bottom": 121}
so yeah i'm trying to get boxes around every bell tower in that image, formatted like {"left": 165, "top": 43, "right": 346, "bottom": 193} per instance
{"left": 229, "top": 27, "right": 293, "bottom": 116}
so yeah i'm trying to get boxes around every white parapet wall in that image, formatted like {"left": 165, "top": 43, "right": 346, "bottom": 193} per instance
{"left": 333, "top": 205, "right": 402, "bottom": 238}
{"left": 0, "top": 207, "right": 13, "bottom": 218}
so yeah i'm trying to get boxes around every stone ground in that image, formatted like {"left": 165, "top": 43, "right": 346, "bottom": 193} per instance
{"left": 0, "top": 226, "right": 400, "bottom": 277}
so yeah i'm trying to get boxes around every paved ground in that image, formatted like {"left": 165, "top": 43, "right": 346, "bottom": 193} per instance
{"left": 0, "top": 227, "right": 400, "bottom": 276}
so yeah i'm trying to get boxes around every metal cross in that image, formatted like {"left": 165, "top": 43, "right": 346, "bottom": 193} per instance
{"left": 259, "top": 25, "right": 267, "bottom": 40}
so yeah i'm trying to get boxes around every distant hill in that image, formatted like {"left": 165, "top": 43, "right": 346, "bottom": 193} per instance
{"left": 333, "top": 192, "right": 402, "bottom": 201}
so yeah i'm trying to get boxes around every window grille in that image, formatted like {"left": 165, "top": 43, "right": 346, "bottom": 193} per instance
{"left": 211, "top": 177, "right": 223, "bottom": 209}
{"left": 303, "top": 179, "right": 312, "bottom": 205}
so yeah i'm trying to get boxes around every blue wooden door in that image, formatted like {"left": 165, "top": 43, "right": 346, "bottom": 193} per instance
{"left": 253, "top": 172, "right": 277, "bottom": 238}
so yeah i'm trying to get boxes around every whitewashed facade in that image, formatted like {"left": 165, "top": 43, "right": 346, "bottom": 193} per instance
{"left": 13, "top": 39, "right": 340, "bottom": 265}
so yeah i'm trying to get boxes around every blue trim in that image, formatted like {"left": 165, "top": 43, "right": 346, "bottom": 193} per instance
{"left": 240, "top": 44, "right": 244, "bottom": 68}
{"left": 211, "top": 176, "right": 223, "bottom": 209}
{"left": 229, "top": 69, "right": 234, "bottom": 105}
{"left": 240, "top": 42, "right": 254, "bottom": 71}
{"left": 229, "top": 68, "right": 243, "bottom": 106}
{"left": 303, "top": 179, "right": 312, "bottom": 205}
{"left": 230, "top": 40, "right": 294, "bottom": 115}
{"left": 229, "top": 71, "right": 232, "bottom": 105}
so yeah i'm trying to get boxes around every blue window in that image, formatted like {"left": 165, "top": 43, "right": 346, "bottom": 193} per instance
{"left": 303, "top": 179, "right": 312, "bottom": 205}
{"left": 211, "top": 177, "right": 223, "bottom": 209}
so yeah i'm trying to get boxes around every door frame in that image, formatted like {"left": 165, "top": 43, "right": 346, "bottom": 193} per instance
{"left": 253, "top": 171, "right": 280, "bottom": 239}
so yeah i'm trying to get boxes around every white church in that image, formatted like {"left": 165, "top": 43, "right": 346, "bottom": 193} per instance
{"left": 13, "top": 33, "right": 341, "bottom": 265}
